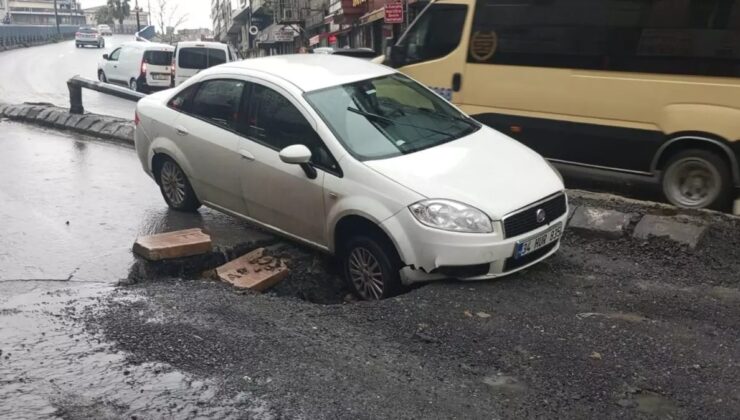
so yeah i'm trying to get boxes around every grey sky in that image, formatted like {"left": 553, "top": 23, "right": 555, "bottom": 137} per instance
{"left": 80, "top": 0, "right": 212, "bottom": 30}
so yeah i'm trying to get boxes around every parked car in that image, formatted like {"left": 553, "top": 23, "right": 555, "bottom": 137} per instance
{"left": 98, "top": 42, "right": 174, "bottom": 93}
{"left": 75, "top": 26, "right": 104, "bottom": 48}
{"left": 172, "top": 41, "right": 240, "bottom": 87}
{"left": 97, "top": 24, "right": 113, "bottom": 36}
{"left": 134, "top": 55, "right": 567, "bottom": 300}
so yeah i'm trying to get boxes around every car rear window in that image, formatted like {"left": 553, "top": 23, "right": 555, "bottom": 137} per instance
{"left": 178, "top": 48, "right": 227, "bottom": 70}
{"left": 144, "top": 50, "right": 173, "bottom": 66}
{"left": 79, "top": 27, "right": 97, "bottom": 33}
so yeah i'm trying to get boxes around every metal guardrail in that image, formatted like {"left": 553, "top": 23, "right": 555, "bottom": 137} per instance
{"left": 67, "top": 75, "right": 146, "bottom": 114}
{"left": 0, "top": 24, "right": 78, "bottom": 48}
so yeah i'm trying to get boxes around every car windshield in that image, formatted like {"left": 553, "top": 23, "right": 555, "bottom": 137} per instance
{"left": 304, "top": 74, "right": 479, "bottom": 161}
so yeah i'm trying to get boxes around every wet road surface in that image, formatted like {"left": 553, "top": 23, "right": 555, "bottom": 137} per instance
{"left": 0, "top": 121, "right": 272, "bottom": 418}
{"left": 1, "top": 120, "right": 739, "bottom": 418}
{"left": 0, "top": 35, "right": 137, "bottom": 119}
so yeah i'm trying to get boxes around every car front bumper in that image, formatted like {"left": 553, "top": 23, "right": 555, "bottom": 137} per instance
{"left": 381, "top": 203, "right": 569, "bottom": 284}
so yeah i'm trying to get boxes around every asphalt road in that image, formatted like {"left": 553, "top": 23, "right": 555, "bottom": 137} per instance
{"left": 1, "top": 121, "right": 739, "bottom": 419}
{"left": 0, "top": 35, "right": 137, "bottom": 119}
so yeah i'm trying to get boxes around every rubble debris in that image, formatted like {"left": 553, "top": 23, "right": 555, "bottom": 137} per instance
{"left": 568, "top": 207, "right": 631, "bottom": 238}
{"left": 133, "top": 228, "right": 212, "bottom": 261}
{"left": 633, "top": 214, "right": 708, "bottom": 248}
{"left": 216, "top": 248, "right": 289, "bottom": 292}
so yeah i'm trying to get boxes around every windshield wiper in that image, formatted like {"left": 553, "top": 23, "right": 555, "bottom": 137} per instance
{"left": 414, "top": 107, "right": 479, "bottom": 129}
{"left": 347, "top": 107, "right": 451, "bottom": 137}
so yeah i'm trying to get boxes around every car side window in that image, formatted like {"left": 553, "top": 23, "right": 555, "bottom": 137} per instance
{"left": 189, "top": 79, "right": 246, "bottom": 129}
{"left": 243, "top": 84, "right": 338, "bottom": 172}
{"left": 109, "top": 48, "right": 121, "bottom": 61}
{"left": 167, "top": 84, "right": 199, "bottom": 112}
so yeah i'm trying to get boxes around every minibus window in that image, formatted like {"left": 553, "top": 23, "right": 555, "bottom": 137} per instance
{"left": 396, "top": 4, "right": 467, "bottom": 66}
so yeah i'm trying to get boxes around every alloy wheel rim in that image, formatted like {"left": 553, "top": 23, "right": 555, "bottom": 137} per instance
{"left": 130, "top": 80, "right": 137, "bottom": 91}
{"left": 348, "top": 247, "right": 384, "bottom": 300}
{"left": 160, "top": 161, "right": 186, "bottom": 206}
{"left": 665, "top": 157, "right": 720, "bottom": 208}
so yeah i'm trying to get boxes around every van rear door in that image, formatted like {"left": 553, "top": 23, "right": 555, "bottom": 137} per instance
{"left": 175, "top": 47, "right": 228, "bottom": 86}
{"left": 143, "top": 49, "right": 174, "bottom": 88}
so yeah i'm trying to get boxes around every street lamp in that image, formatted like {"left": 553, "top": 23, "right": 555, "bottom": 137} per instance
{"left": 53, "top": 0, "right": 60, "bottom": 35}
{"left": 135, "top": 0, "right": 141, "bottom": 32}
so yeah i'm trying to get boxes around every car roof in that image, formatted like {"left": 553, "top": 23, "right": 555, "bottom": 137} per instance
{"left": 177, "top": 41, "right": 228, "bottom": 49}
{"left": 218, "top": 54, "right": 395, "bottom": 92}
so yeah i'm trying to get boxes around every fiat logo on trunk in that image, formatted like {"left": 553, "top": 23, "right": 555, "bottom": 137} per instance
{"left": 536, "top": 208, "right": 546, "bottom": 223}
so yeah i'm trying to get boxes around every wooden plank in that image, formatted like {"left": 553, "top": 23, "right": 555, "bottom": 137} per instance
{"left": 133, "top": 228, "right": 212, "bottom": 261}
{"left": 216, "top": 248, "right": 289, "bottom": 292}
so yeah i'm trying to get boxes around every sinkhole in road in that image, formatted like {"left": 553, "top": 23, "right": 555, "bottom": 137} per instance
{"left": 125, "top": 242, "right": 354, "bottom": 305}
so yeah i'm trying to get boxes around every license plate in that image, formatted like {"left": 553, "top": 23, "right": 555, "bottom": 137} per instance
{"left": 152, "top": 74, "right": 168, "bottom": 80}
{"left": 514, "top": 223, "right": 562, "bottom": 259}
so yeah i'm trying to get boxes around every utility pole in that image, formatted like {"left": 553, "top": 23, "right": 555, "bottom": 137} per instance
{"left": 135, "top": 0, "right": 141, "bottom": 31}
{"left": 53, "top": 0, "right": 60, "bottom": 35}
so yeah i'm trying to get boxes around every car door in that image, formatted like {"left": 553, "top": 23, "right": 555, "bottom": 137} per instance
{"left": 168, "top": 78, "right": 248, "bottom": 215}
{"left": 105, "top": 47, "right": 123, "bottom": 81}
{"left": 236, "top": 82, "right": 336, "bottom": 247}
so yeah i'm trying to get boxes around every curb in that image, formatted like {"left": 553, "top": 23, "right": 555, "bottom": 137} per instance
{"left": 0, "top": 102, "right": 134, "bottom": 145}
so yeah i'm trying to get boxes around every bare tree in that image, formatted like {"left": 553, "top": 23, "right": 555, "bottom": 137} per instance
{"left": 154, "top": 0, "right": 188, "bottom": 43}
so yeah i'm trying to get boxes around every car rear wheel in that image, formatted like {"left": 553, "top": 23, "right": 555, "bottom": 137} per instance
{"left": 156, "top": 158, "right": 201, "bottom": 212}
{"left": 661, "top": 149, "right": 732, "bottom": 210}
{"left": 342, "top": 235, "right": 403, "bottom": 300}
{"left": 129, "top": 79, "right": 140, "bottom": 92}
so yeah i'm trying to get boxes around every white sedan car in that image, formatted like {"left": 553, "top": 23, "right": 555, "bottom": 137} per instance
{"left": 134, "top": 55, "right": 567, "bottom": 300}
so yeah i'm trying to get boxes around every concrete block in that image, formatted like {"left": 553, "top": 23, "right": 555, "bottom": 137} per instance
{"left": 26, "top": 106, "right": 43, "bottom": 120}
{"left": 216, "top": 248, "right": 289, "bottom": 292}
{"left": 6, "top": 106, "right": 21, "bottom": 117}
{"left": 133, "top": 228, "right": 212, "bottom": 261}
{"left": 633, "top": 215, "right": 707, "bottom": 248}
{"left": 18, "top": 106, "right": 33, "bottom": 118}
{"left": 99, "top": 122, "right": 121, "bottom": 137}
{"left": 568, "top": 206, "right": 631, "bottom": 238}
{"left": 37, "top": 107, "right": 55, "bottom": 121}
{"left": 52, "top": 112, "right": 71, "bottom": 126}
{"left": 0, "top": 103, "right": 8, "bottom": 115}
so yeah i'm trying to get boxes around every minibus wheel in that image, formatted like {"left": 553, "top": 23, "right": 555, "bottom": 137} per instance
{"left": 661, "top": 149, "right": 731, "bottom": 210}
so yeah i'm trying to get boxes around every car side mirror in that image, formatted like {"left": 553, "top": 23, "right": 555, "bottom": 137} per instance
{"left": 103, "top": 54, "right": 109, "bottom": 60}
{"left": 388, "top": 44, "right": 403, "bottom": 68}
{"left": 279, "top": 144, "right": 317, "bottom": 179}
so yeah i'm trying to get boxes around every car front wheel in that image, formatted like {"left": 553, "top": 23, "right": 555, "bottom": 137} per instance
{"left": 343, "top": 235, "right": 403, "bottom": 300}
{"left": 156, "top": 158, "right": 201, "bottom": 212}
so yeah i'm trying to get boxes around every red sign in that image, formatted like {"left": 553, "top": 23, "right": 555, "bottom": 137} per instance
{"left": 384, "top": 3, "right": 404, "bottom": 24}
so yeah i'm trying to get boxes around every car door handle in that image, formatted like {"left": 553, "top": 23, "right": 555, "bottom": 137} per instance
{"left": 174, "top": 126, "right": 188, "bottom": 136}
{"left": 239, "top": 149, "right": 255, "bottom": 161}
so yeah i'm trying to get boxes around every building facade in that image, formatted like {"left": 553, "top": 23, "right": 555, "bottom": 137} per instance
{"left": 6, "top": 0, "right": 85, "bottom": 26}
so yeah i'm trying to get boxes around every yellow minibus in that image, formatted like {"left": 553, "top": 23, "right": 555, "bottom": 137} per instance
{"left": 387, "top": 0, "right": 740, "bottom": 210}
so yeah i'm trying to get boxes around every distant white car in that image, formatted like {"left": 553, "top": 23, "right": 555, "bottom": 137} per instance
{"left": 134, "top": 55, "right": 567, "bottom": 300}
{"left": 97, "top": 24, "right": 113, "bottom": 36}
{"left": 75, "top": 26, "right": 104, "bottom": 48}
{"left": 98, "top": 42, "right": 174, "bottom": 92}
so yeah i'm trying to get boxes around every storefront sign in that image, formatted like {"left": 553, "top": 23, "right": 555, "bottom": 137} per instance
{"left": 309, "top": 35, "right": 320, "bottom": 46}
{"left": 274, "top": 29, "right": 295, "bottom": 42}
{"left": 384, "top": 3, "right": 404, "bottom": 24}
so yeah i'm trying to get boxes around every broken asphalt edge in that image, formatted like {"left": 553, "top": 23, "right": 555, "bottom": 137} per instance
{"left": 0, "top": 101, "right": 134, "bottom": 146}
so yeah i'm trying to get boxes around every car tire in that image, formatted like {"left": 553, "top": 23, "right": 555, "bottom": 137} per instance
{"left": 661, "top": 148, "right": 732, "bottom": 210}
{"left": 156, "top": 157, "right": 201, "bottom": 212}
{"left": 129, "top": 78, "right": 140, "bottom": 92}
{"left": 342, "top": 234, "right": 403, "bottom": 300}
{"left": 98, "top": 70, "right": 107, "bottom": 83}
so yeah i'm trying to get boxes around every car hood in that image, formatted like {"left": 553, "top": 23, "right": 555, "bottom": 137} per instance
{"left": 363, "top": 126, "right": 564, "bottom": 220}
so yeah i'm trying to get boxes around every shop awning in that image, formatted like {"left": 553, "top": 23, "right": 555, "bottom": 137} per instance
{"left": 359, "top": 8, "right": 385, "bottom": 25}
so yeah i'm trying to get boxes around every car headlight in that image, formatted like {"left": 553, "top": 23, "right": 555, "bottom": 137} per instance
{"left": 409, "top": 199, "right": 493, "bottom": 233}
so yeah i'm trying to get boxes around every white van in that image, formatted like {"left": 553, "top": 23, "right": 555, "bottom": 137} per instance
{"left": 172, "top": 41, "right": 240, "bottom": 87}
{"left": 98, "top": 42, "right": 175, "bottom": 93}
